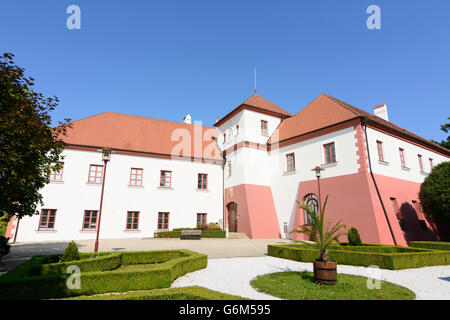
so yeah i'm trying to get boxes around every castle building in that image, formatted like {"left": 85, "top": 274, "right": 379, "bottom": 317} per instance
{"left": 6, "top": 93, "right": 449, "bottom": 245}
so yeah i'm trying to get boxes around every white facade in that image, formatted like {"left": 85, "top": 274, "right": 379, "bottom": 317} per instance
{"left": 15, "top": 148, "right": 223, "bottom": 242}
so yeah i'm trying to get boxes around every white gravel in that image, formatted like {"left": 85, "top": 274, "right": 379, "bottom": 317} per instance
{"left": 171, "top": 256, "right": 450, "bottom": 300}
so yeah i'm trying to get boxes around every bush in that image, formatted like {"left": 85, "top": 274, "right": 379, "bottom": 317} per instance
{"left": 198, "top": 224, "right": 208, "bottom": 231}
{"left": 268, "top": 243, "right": 450, "bottom": 270}
{"left": 60, "top": 241, "right": 80, "bottom": 262}
{"left": 154, "top": 230, "right": 225, "bottom": 238}
{"left": 207, "top": 223, "right": 222, "bottom": 231}
{"left": 419, "top": 161, "right": 450, "bottom": 226}
{"left": 347, "top": 227, "right": 362, "bottom": 246}
{"left": 410, "top": 241, "right": 450, "bottom": 251}
{"left": 0, "top": 249, "right": 207, "bottom": 300}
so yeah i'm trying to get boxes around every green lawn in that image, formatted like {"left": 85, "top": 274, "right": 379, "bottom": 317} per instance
{"left": 60, "top": 286, "right": 247, "bottom": 300}
{"left": 251, "top": 272, "right": 415, "bottom": 300}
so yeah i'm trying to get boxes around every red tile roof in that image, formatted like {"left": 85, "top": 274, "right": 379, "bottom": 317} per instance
{"left": 269, "top": 93, "right": 450, "bottom": 156}
{"left": 60, "top": 112, "right": 222, "bottom": 161}
{"left": 214, "top": 93, "right": 292, "bottom": 127}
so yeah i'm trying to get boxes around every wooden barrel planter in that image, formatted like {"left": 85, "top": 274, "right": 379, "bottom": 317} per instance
{"left": 313, "top": 260, "right": 337, "bottom": 285}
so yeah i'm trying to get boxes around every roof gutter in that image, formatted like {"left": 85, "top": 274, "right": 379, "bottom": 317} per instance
{"left": 361, "top": 117, "right": 398, "bottom": 245}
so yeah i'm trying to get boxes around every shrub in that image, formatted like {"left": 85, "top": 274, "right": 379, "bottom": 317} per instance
{"left": 198, "top": 224, "right": 209, "bottom": 231}
{"left": 60, "top": 241, "right": 80, "bottom": 262}
{"left": 207, "top": 223, "right": 222, "bottom": 231}
{"left": 268, "top": 243, "right": 450, "bottom": 270}
{"left": 347, "top": 227, "right": 362, "bottom": 246}
{"left": 409, "top": 241, "right": 450, "bottom": 251}
{"left": 154, "top": 230, "right": 225, "bottom": 238}
{"left": 419, "top": 161, "right": 450, "bottom": 226}
{"left": 0, "top": 249, "right": 207, "bottom": 300}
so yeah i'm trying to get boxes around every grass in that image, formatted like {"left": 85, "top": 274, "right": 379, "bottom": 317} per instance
{"left": 251, "top": 272, "right": 415, "bottom": 300}
{"left": 59, "top": 286, "right": 248, "bottom": 300}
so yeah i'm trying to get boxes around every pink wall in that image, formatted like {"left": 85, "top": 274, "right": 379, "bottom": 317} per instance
{"left": 225, "top": 184, "right": 281, "bottom": 239}
{"left": 292, "top": 172, "right": 440, "bottom": 245}
{"left": 5, "top": 216, "right": 17, "bottom": 240}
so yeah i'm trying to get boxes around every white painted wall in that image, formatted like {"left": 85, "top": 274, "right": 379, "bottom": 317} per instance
{"left": 366, "top": 127, "right": 449, "bottom": 183}
{"left": 15, "top": 148, "right": 223, "bottom": 242}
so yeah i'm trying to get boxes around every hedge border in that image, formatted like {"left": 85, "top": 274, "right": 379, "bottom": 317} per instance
{"left": 154, "top": 230, "right": 226, "bottom": 238}
{"left": 0, "top": 249, "right": 207, "bottom": 300}
{"left": 268, "top": 243, "right": 450, "bottom": 270}
{"left": 409, "top": 241, "right": 450, "bottom": 251}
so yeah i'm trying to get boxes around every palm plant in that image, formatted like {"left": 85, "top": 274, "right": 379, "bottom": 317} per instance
{"left": 293, "top": 195, "right": 346, "bottom": 262}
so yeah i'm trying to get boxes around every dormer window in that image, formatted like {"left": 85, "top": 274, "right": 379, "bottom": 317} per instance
{"left": 261, "top": 120, "right": 268, "bottom": 137}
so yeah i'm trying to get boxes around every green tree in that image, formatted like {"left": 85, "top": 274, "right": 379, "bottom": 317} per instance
{"left": 0, "top": 53, "right": 70, "bottom": 221}
{"left": 432, "top": 117, "right": 450, "bottom": 150}
{"left": 419, "top": 161, "right": 450, "bottom": 226}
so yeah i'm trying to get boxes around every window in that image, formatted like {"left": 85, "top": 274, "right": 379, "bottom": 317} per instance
{"left": 303, "top": 194, "right": 319, "bottom": 225}
{"left": 323, "top": 142, "right": 336, "bottom": 164}
{"left": 88, "top": 164, "right": 103, "bottom": 183}
{"left": 228, "top": 162, "right": 232, "bottom": 177}
{"left": 376, "top": 141, "right": 384, "bottom": 161}
{"left": 429, "top": 158, "right": 434, "bottom": 170}
{"left": 261, "top": 120, "right": 268, "bottom": 137}
{"left": 83, "top": 210, "right": 98, "bottom": 230}
{"left": 130, "top": 168, "right": 143, "bottom": 186}
{"left": 39, "top": 209, "right": 56, "bottom": 230}
{"left": 160, "top": 170, "right": 172, "bottom": 188}
{"left": 197, "top": 213, "right": 207, "bottom": 226}
{"left": 50, "top": 162, "right": 64, "bottom": 182}
{"left": 198, "top": 173, "right": 208, "bottom": 189}
{"left": 399, "top": 148, "right": 406, "bottom": 167}
{"left": 286, "top": 153, "right": 295, "bottom": 172}
{"left": 223, "top": 133, "right": 226, "bottom": 143}
{"left": 126, "top": 211, "right": 139, "bottom": 230}
{"left": 236, "top": 125, "right": 239, "bottom": 136}
{"left": 418, "top": 155, "right": 424, "bottom": 172}
{"left": 157, "top": 212, "right": 169, "bottom": 230}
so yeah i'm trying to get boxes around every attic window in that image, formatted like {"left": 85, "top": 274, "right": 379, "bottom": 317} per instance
{"left": 261, "top": 120, "right": 268, "bottom": 137}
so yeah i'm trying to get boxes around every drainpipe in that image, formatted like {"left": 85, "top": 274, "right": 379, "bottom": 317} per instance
{"left": 13, "top": 216, "right": 20, "bottom": 243}
{"left": 362, "top": 117, "right": 397, "bottom": 245}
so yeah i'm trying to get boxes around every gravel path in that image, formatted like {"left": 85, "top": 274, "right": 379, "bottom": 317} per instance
{"left": 171, "top": 256, "right": 450, "bottom": 300}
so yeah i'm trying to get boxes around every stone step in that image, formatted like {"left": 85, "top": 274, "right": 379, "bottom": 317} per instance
{"left": 228, "top": 232, "right": 249, "bottom": 239}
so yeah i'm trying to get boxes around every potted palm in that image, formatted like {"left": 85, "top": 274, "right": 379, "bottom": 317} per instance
{"left": 293, "top": 195, "right": 346, "bottom": 285}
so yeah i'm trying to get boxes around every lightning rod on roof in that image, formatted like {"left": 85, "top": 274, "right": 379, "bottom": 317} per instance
{"left": 254, "top": 68, "right": 257, "bottom": 93}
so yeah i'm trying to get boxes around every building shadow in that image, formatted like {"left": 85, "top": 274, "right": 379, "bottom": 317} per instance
{"left": 399, "top": 202, "right": 437, "bottom": 243}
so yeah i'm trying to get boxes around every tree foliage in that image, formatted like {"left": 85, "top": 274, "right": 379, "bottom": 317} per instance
{"left": 292, "top": 195, "right": 347, "bottom": 262}
{"left": 419, "top": 161, "right": 450, "bottom": 226}
{"left": 347, "top": 227, "right": 362, "bottom": 246}
{"left": 432, "top": 117, "right": 450, "bottom": 150}
{"left": 0, "top": 53, "right": 70, "bottom": 220}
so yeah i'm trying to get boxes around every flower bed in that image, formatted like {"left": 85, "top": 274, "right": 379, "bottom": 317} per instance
{"left": 0, "top": 249, "right": 207, "bottom": 300}
{"left": 267, "top": 243, "right": 450, "bottom": 270}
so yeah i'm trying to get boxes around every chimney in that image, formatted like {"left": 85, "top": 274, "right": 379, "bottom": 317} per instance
{"left": 183, "top": 114, "right": 192, "bottom": 124}
{"left": 373, "top": 104, "right": 388, "bottom": 121}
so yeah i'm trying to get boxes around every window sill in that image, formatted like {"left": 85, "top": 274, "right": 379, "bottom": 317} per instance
{"left": 80, "top": 229, "right": 96, "bottom": 232}
{"left": 155, "top": 229, "right": 169, "bottom": 232}
{"left": 157, "top": 186, "right": 174, "bottom": 190}
{"left": 50, "top": 181, "right": 64, "bottom": 184}
{"left": 86, "top": 182, "right": 101, "bottom": 186}
{"left": 401, "top": 166, "right": 411, "bottom": 171}
{"left": 321, "top": 161, "right": 338, "bottom": 168}
{"left": 378, "top": 160, "right": 390, "bottom": 166}
{"left": 128, "top": 185, "right": 144, "bottom": 189}
{"left": 36, "top": 229, "right": 57, "bottom": 232}
{"left": 196, "top": 188, "right": 210, "bottom": 192}
{"left": 283, "top": 170, "right": 296, "bottom": 176}
{"left": 124, "top": 229, "right": 141, "bottom": 232}
{"left": 420, "top": 171, "right": 429, "bottom": 176}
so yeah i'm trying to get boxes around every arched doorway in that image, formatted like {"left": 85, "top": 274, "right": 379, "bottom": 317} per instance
{"left": 227, "top": 202, "right": 238, "bottom": 232}
{"left": 303, "top": 194, "right": 319, "bottom": 225}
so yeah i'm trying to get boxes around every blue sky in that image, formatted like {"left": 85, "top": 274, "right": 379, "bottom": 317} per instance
{"left": 1, "top": 0, "right": 449, "bottom": 141}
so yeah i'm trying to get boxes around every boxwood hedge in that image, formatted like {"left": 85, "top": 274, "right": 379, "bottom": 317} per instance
{"left": 268, "top": 243, "right": 450, "bottom": 270}
{"left": 409, "top": 241, "right": 450, "bottom": 251}
{"left": 154, "top": 230, "right": 226, "bottom": 238}
{"left": 0, "top": 249, "right": 207, "bottom": 300}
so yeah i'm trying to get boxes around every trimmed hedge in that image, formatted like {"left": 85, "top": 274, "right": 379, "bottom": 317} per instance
{"left": 268, "top": 243, "right": 450, "bottom": 270}
{"left": 154, "top": 230, "right": 226, "bottom": 238}
{"left": 410, "top": 241, "right": 450, "bottom": 251}
{"left": 60, "top": 286, "right": 248, "bottom": 300}
{"left": 0, "top": 249, "right": 207, "bottom": 300}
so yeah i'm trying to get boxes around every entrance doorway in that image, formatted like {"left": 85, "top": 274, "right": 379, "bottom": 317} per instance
{"left": 227, "top": 202, "right": 238, "bottom": 232}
